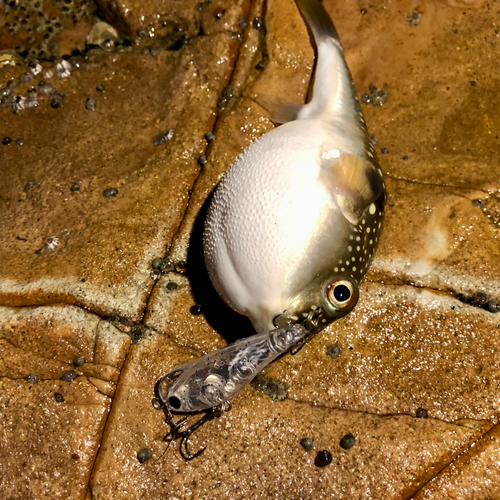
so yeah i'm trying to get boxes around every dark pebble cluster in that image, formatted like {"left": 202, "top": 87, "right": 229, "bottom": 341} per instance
{"left": 129, "top": 324, "right": 146, "bottom": 344}
{"left": 151, "top": 257, "right": 174, "bottom": 274}
{"left": 361, "top": 84, "right": 389, "bottom": 107}
{"left": 456, "top": 292, "right": 500, "bottom": 313}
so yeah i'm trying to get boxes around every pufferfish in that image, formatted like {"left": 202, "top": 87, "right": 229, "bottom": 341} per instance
{"left": 156, "top": 0, "right": 385, "bottom": 416}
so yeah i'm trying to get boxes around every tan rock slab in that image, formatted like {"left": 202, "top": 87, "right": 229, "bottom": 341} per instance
{"left": 0, "top": 304, "right": 128, "bottom": 500}
{"left": 412, "top": 423, "right": 500, "bottom": 499}
{"left": 0, "top": 377, "right": 109, "bottom": 500}
{"left": 90, "top": 319, "right": 491, "bottom": 499}
{"left": 0, "top": 304, "right": 130, "bottom": 386}
{"left": 0, "top": 32, "right": 238, "bottom": 320}
{"left": 370, "top": 177, "right": 500, "bottom": 297}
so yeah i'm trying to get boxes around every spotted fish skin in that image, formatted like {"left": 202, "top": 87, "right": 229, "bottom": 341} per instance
{"left": 204, "top": 0, "right": 385, "bottom": 334}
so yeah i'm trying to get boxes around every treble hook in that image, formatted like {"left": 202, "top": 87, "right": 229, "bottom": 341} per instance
{"left": 153, "top": 397, "right": 232, "bottom": 460}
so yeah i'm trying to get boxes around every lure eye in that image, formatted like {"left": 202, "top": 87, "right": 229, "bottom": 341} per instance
{"left": 326, "top": 280, "right": 358, "bottom": 310}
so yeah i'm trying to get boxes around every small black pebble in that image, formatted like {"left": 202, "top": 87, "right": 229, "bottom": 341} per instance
{"left": 50, "top": 91, "right": 65, "bottom": 109}
{"left": 487, "top": 299, "right": 500, "bottom": 313}
{"left": 15, "top": 138, "right": 24, "bottom": 145}
{"left": 177, "top": 261, "right": 187, "bottom": 269}
{"left": 300, "top": 437, "right": 313, "bottom": 451}
{"left": 471, "top": 199, "right": 485, "bottom": 208}
{"left": 198, "top": 155, "right": 207, "bottom": 166}
{"left": 130, "top": 324, "right": 146, "bottom": 344}
{"left": 252, "top": 17, "right": 262, "bottom": 30}
{"left": 137, "top": 448, "right": 153, "bottom": 463}
{"left": 469, "top": 80, "right": 476, "bottom": 87}
{"left": 190, "top": 305, "right": 202, "bottom": 315}
{"left": 340, "top": 433, "right": 356, "bottom": 450}
{"left": 381, "top": 147, "right": 389, "bottom": 154}
{"left": 151, "top": 269, "right": 161, "bottom": 280}
{"left": 54, "top": 392, "right": 65, "bottom": 403}
{"left": 26, "top": 373, "right": 39, "bottom": 384}
{"left": 152, "top": 257, "right": 163, "bottom": 270}
{"left": 166, "top": 281, "right": 178, "bottom": 291}
{"left": 238, "top": 16, "right": 248, "bottom": 30}
{"left": 103, "top": 188, "right": 118, "bottom": 198}
{"left": 120, "top": 317, "right": 134, "bottom": 327}
{"left": 24, "top": 181, "right": 35, "bottom": 192}
{"left": 326, "top": 344, "right": 341, "bottom": 360}
{"left": 315, "top": 450, "right": 333, "bottom": 467}
{"left": 61, "top": 370, "right": 78, "bottom": 382}
{"left": 470, "top": 292, "right": 489, "bottom": 307}
{"left": 456, "top": 293, "right": 466, "bottom": 302}
{"left": 360, "top": 8, "right": 367, "bottom": 14}
{"left": 402, "top": 155, "right": 408, "bottom": 160}
{"left": 70, "top": 182, "right": 80, "bottom": 192}
{"left": 73, "top": 356, "right": 86, "bottom": 367}
{"left": 205, "top": 131, "right": 215, "bottom": 142}
{"left": 159, "top": 259, "right": 174, "bottom": 273}
{"left": 96, "top": 84, "right": 105, "bottom": 92}
{"left": 2, "top": 136, "right": 12, "bottom": 145}
{"left": 255, "top": 61, "right": 264, "bottom": 70}
{"left": 152, "top": 129, "right": 173, "bottom": 146}
{"left": 416, "top": 407, "right": 428, "bottom": 418}
{"left": 85, "top": 98, "right": 96, "bottom": 110}
{"left": 361, "top": 93, "right": 371, "bottom": 104}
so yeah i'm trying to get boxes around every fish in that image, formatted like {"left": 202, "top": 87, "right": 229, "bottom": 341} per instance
{"left": 156, "top": 0, "right": 385, "bottom": 419}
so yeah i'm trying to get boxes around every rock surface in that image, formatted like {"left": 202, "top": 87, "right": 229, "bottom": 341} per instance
{"left": 1, "top": 0, "right": 499, "bottom": 498}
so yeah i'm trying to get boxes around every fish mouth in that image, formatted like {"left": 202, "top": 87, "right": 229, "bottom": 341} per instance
{"left": 273, "top": 306, "right": 325, "bottom": 335}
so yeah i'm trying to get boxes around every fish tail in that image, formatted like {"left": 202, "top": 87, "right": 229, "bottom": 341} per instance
{"left": 295, "top": 0, "right": 341, "bottom": 46}
{"left": 295, "top": 0, "right": 361, "bottom": 122}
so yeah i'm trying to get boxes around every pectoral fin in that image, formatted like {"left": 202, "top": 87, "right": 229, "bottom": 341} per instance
{"left": 326, "top": 154, "right": 384, "bottom": 224}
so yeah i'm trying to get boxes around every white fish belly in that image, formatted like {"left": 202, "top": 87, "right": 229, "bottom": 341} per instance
{"left": 204, "top": 122, "right": 342, "bottom": 331}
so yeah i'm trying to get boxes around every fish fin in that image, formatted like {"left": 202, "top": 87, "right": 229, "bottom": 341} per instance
{"left": 326, "top": 154, "right": 383, "bottom": 225}
{"left": 269, "top": 103, "right": 304, "bottom": 124}
{"left": 257, "top": 98, "right": 305, "bottom": 124}
{"left": 295, "top": 0, "right": 341, "bottom": 44}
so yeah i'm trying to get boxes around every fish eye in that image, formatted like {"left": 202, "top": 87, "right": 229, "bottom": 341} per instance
{"left": 326, "top": 279, "right": 358, "bottom": 310}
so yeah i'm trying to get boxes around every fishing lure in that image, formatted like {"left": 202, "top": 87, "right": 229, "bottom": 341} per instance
{"left": 154, "top": 0, "right": 385, "bottom": 459}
